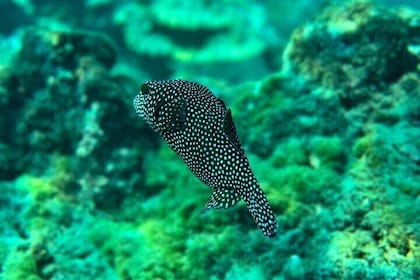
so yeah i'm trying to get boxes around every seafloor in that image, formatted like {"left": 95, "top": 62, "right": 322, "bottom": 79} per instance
{"left": 0, "top": 0, "right": 419, "bottom": 279}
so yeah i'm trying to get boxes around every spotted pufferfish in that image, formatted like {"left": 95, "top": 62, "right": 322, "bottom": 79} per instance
{"left": 133, "top": 80, "right": 277, "bottom": 238}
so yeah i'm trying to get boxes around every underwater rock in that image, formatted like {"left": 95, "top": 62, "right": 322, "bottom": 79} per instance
{"left": 230, "top": 1, "right": 419, "bottom": 157}
{"left": 0, "top": 28, "right": 156, "bottom": 209}
{"left": 8, "top": 27, "right": 116, "bottom": 95}
{"left": 282, "top": 0, "right": 419, "bottom": 108}
{"left": 229, "top": 74, "right": 348, "bottom": 157}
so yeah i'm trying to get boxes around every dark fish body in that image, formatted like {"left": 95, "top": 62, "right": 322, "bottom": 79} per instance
{"left": 133, "top": 80, "right": 277, "bottom": 238}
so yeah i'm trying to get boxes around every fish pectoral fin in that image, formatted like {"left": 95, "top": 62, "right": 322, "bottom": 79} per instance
{"left": 155, "top": 98, "right": 187, "bottom": 133}
{"left": 222, "top": 109, "right": 244, "bottom": 154}
{"left": 201, "top": 187, "right": 241, "bottom": 214}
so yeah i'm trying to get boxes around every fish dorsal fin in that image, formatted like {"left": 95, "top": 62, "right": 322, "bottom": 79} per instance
{"left": 154, "top": 98, "right": 187, "bottom": 133}
{"left": 202, "top": 187, "right": 241, "bottom": 214}
{"left": 223, "top": 109, "right": 243, "bottom": 154}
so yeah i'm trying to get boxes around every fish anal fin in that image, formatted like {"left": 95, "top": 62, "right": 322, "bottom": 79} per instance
{"left": 202, "top": 187, "right": 240, "bottom": 214}
{"left": 155, "top": 98, "right": 187, "bottom": 133}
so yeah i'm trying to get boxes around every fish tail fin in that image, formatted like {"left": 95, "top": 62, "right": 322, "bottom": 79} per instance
{"left": 242, "top": 183, "right": 278, "bottom": 238}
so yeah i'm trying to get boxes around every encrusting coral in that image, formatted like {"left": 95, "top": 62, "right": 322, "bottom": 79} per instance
{"left": 114, "top": 0, "right": 273, "bottom": 64}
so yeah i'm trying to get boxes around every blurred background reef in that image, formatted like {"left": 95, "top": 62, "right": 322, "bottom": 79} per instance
{"left": 0, "top": 0, "right": 419, "bottom": 279}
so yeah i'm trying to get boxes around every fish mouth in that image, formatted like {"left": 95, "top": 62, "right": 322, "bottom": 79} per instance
{"left": 133, "top": 93, "right": 145, "bottom": 117}
{"left": 133, "top": 92, "right": 146, "bottom": 118}
{"left": 133, "top": 86, "right": 153, "bottom": 126}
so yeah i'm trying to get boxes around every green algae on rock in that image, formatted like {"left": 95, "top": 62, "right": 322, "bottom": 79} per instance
{"left": 0, "top": 27, "right": 156, "bottom": 208}
{"left": 282, "top": 0, "right": 419, "bottom": 108}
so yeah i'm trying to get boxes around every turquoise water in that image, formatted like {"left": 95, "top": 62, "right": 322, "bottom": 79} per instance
{"left": 0, "top": 0, "right": 419, "bottom": 279}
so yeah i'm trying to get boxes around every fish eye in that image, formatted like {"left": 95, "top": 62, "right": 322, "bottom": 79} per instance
{"left": 141, "top": 83, "right": 150, "bottom": 95}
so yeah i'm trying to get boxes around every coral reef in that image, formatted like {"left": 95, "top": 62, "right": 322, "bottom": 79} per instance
{"left": 115, "top": 0, "right": 272, "bottom": 64}
{"left": 282, "top": 0, "right": 419, "bottom": 108}
{"left": 0, "top": 0, "right": 419, "bottom": 279}
{"left": 112, "top": 0, "right": 277, "bottom": 82}
{"left": 0, "top": 27, "right": 158, "bottom": 204}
